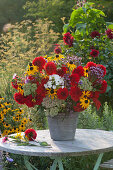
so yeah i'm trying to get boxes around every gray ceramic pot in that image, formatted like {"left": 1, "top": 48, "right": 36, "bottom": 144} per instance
{"left": 47, "top": 112, "right": 79, "bottom": 141}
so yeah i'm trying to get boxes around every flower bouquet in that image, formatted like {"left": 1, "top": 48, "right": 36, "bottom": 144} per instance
{"left": 11, "top": 51, "right": 107, "bottom": 140}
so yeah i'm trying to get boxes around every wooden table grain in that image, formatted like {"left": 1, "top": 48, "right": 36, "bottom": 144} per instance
{"left": 0, "top": 129, "right": 113, "bottom": 170}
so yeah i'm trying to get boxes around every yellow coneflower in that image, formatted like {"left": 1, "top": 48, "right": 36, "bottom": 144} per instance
{"left": 11, "top": 128, "right": 15, "bottom": 133}
{"left": 21, "top": 118, "right": 28, "bottom": 124}
{"left": 3, "top": 107, "right": 11, "bottom": 114}
{"left": 4, "top": 102, "right": 12, "bottom": 106}
{"left": 0, "top": 113, "right": 4, "bottom": 122}
{"left": 25, "top": 63, "right": 38, "bottom": 76}
{"left": 0, "top": 103, "right": 4, "bottom": 109}
{"left": 3, "top": 123, "right": 11, "bottom": 128}
{"left": 67, "top": 61, "right": 76, "bottom": 71}
{"left": 14, "top": 127, "right": 20, "bottom": 133}
{"left": 17, "top": 109, "right": 24, "bottom": 114}
{"left": 84, "top": 67, "right": 89, "bottom": 77}
{"left": 2, "top": 130, "right": 9, "bottom": 136}
{"left": 53, "top": 54, "right": 64, "bottom": 62}
{"left": 0, "top": 97, "right": 4, "bottom": 101}
{"left": 13, "top": 115, "right": 20, "bottom": 122}
{"left": 44, "top": 55, "right": 53, "bottom": 62}
{"left": 17, "top": 83, "right": 24, "bottom": 95}
{"left": 46, "top": 88, "right": 57, "bottom": 99}
{"left": 8, "top": 129, "right": 13, "bottom": 134}
{"left": 80, "top": 97, "right": 90, "bottom": 109}
{"left": 19, "top": 124, "right": 25, "bottom": 131}
{"left": 29, "top": 118, "right": 32, "bottom": 123}
{"left": 81, "top": 91, "right": 91, "bottom": 99}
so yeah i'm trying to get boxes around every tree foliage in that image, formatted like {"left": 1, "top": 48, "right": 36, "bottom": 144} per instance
{"left": 0, "top": 0, "right": 26, "bottom": 32}
{"left": 23, "top": 0, "right": 75, "bottom": 33}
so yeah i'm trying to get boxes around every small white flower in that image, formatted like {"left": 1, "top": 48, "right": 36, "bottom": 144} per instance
{"left": 13, "top": 73, "right": 17, "bottom": 79}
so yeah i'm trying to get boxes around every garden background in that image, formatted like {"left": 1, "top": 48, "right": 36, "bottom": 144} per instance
{"left": 0, "top": 0, "right": 113, "bottom": 169}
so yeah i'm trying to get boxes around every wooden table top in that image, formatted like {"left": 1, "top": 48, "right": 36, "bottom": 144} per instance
{"left": 0, "top": 129, "right": 113, "bottom": 157}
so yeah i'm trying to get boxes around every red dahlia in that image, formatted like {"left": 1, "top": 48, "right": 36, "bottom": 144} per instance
{"left": 41, "top": 77, "right": 49, "bottom": 85}
{"left": 72, "top": 66, "right": 84, "bottom": 77}
{"left": 106, "top": 29, "right": 113, "bottom": 39}
{"left": 70, "top": 73, "right": 80, "bottom": 86}
{"left": 14, "top": 93, "right": 25, "bottom": 104}
{"left": 97, "top": 64, "right": 106, "bottom": 76}
{"left": 63, "top": 32, "right": 74, "bottom": 47}
{"left": 57, "top": 88, "right": 69, "bottom": 100}
{"left": 32, "top": 56, "right": 46, "bottom": 71}
{"left": 90, "top": 49, "right": 99, "bottom": 58}
{"left": 86, "top": 62, "right": 96, "bottom": 68}
{"left": 73, "top": 103, "right": 84, "bottom": 112}
{"left": 93, "top": 98, "right": 101, "bottom": 110}
{"left": 56, "top": 65, "right": 67, "bottom": 77}
{"left": 45, "top": 62, "right": 56, "bottom": 75}
{"left": 99, "top": 80, "right": 107, "bottom": 93}
{"left": 54, "top": 44, "right": 61, "bottom": 54}
{"left": 25, "top": 129, "right": 37, "bottom": 141}
{"left": 90, "top": 91, "right": 100, "bottom": 99}
{"left": 69, "top": 86, "right": 82, "bottom": 102}
{"left": 24, "top": 94, "right": 35, "bottom": 107}
{"left": 11, "top": 79, "right": 18, "bottom": 89}
{"left": 35, "top": 94, "right": 44, "bottom": 105}
{"left": 36, "top": 84, "right": 46, "bottom": 97}
{"left": 90, "top": 31, "right": 100, "bottom": 38}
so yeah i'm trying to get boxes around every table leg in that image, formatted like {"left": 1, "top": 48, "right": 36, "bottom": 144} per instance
{"left": 93, "top": 153, "right": 104, "bottom": 170}
{"left": 50, "top": 157, "right": 64, "bottom": 170}
{"left": 24, "top": 156, "right": 38, "bottom": 170}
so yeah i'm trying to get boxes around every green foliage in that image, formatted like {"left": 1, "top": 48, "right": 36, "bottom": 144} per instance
{"left": 62, "top": 2, "right": 113, "bottom": 107}
{"left": 87, "top": 0, "right": 113, "bottom": 22}
{"left": 23, "top": 0, "right": 75, "bottom": 33}
{"left": 0, "top": 0, "right": 26, "bottom": 32}
{"left": 23, "top": 83, "right": 37, "bottom": 96}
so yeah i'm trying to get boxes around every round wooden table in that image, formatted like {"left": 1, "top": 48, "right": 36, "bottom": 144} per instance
{"left": 0, "top": 129, "right": 113, "bottom": 170}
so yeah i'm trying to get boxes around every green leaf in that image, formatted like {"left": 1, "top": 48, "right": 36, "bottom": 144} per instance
{"left": 69, "top": 8, "right": 84, "bottom": 28}
{"left": 76, "top": 23, "right": 86, "bottom": 31}
{"left": 39, "top": 141, "right": 50, "bottom": 146}
{"left": 106, "top": 85, "right": 111, "bottom": 93}
{"left": 108, "top": 24, "right": 113, "bottom": 30}
{"left": 63, "top": 24, "right": 69, "bottom": 33}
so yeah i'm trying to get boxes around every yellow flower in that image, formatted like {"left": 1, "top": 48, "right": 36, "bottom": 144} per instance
{"left": 3, "top": 123, "right": 11, "bottom": 128}
{"left": 46, "top": 88, "right": 57, "bottom": 99}
{"left": 81, "top": 91, "right": 91, "bottom": 99}
{"left": 0, "top": 113, "right": 4, "bottom": 122}
{"left": 80, "top": 97, "right": 90, "bottom": 109}
{"left": 15, "top": 133, "right": 24, "bottom": 140}
{"left": 13, "top": 114, "right": 20, "bottom": 122}
{"left": 67, "top": 61, "right": 76, "bottom": 71}
{"left": 25, "top": 63, "right": 38, "bottom": 76}
{"left": 0, "top": 103, "right": 4, "bottom": 109}
{"left": 84, "top": 67, "right": 89, "bottom": 77}
{"left": 19, "top": 124, "right": 25, "bottom": 131}
{"left": 14, "top": 127, "right": 20, "bottom": 133}
{"left": 2, "top": 130, "right": 9, "bottom": 136}
{"left": 3, "top": 102, "right": 12, "bottom": 106}
{"left": 17, "top": 109, "right": 24, "bottom": 114}
{"left": 0, "top": 97, "right": 4, "bottom": 101}
{"left": 3, "top": 107, "right": 11, "bottom": 114}
{"left": 29, "top": 118, "right": 32, "bottom": 123}
{"left": 8, "top": 129, "right": 13, "bottom": 134}
{"left": 44, "top": 55, "right": 53, "bottom": 61}
{"left": 53, "top": 54, "right": 64, "bottom": 61}
{"left": 21, "top": 118, "right": 28, "bottom": 124}
{"left": 17, "top": 83, "right": 24, "bottom": 95}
